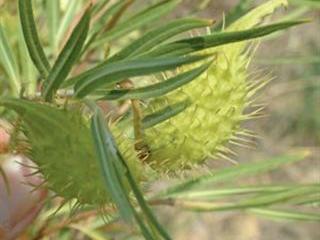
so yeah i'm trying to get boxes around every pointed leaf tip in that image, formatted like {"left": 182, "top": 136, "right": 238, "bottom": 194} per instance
{"left": 19, "top": 0, "right": 51, "bottom": 78}
{"left": 43, "top": 6, "right": 91, "bottom": 101}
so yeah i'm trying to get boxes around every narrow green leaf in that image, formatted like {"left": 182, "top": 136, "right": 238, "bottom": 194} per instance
{"left": 252, "top": 6, "right": 310, "bottom": 41}
{"left": 90, "top": 0, "right": 131, "bottom": 35}
{"left": 17, "top": 24, "right": 37, "bottom": 95}
{"left": 293, "top": 193, "right": 320, "bottom": 206}
{"left": 213, "top": 0, "right": 254, "bottom": 31}
{"left": 166, "top": 185, "right": 300, "bottom": 199}
{"left": 116, "top": 143, "right": 172, "bottom": 240}
{"left": 236, "top": 186, "right": 319, "bottom": 210}
{"left": 73, "top": 54, "right": 209, "bottom": 98}
{"left": 82, "top": 0, "right": 133, "bottom": 54}
{"left": 249, "top": 208, "right": 320, "bottom": 221}
{"left": 43, "top": 7, "right": 91, "bottom": 101}
{"left": 56, "top": 0, "right": 79, "bottom": 47}
{"left": 90, "top": 105, "right": 157, "bottom": 239}
{"left": 91, "top": 108, "right": 133, "bottom": 221}
{"left": 0, "top": 24, "right": 20, "bottom": 94}
{"left": 18, "top": 0, "right": 50, "bottom": 78}
{"left": 46, "top": 0, "right": 60, "bottom": 52}
{"left": 132, "top": 210, "right": 155, "bottom": 240}
{"left": 99, "top": 62, "right": 211, "bottom": 100}
{"left": 92, "top": 0, "right": 111, "bottom": 14}
{"left": 108, "top": 18, "right": 214, "bottom": 62}
{"left": 142, "top": 99, "right": 191, "bottom": 129}
{"left": 88, "top": 102, "right": 170, "bottom": 239}
{"left": 95, "top": 0, "right": 182, "bottom": 44}
{"left": 143, "top": 20, "right": 309, "bottom": 57}
{"left": 168, "top": 186, "right": 319, "bottom": 212}
{"left": 157, "top": 152, "right": 309, "bottom": 198}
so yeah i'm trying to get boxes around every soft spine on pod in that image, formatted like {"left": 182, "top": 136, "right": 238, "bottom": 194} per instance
{"left": 0, "top": 98, "right": 143, "bottom": 205}
{"left": 144, "top": 0, "right": 288, "bottom": 170}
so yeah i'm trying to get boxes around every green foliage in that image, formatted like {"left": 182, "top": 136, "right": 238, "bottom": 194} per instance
{"left": 155, "top": 153, "right": 309, "bottom": 198}
{"left": 142, "top": 99, "right": 191, "bottom": 129}
{"left": 151, "top": 152, "right": 319, "bottom": 221}
{"left": 108, "top": 18, "right": 214, "bottom": 62}
{"left": 0, "top": 25, "right": 20, "bottom": 94}
{"left": 55, "top": 0, "right": 80, "bottom": 49}
{"left": 46, "top": 0, "right": 60, "bottom": 52}
{"left": 92, "top": 105, "right": 171, "bottom": 239}
{"left": 94, "top": 0, "right": 182, "bottom": 45}
{"left": 18, "top": 0, "right": 50, "bottom": 78}
{"left": 91, "top": 107, "right": 135, "bottom": 221}
{"left": 43, "top": 6, "right": 91, "bottom": 101}
{"left": 143, "top": 20, "right": 307, "bottom": 57}
{"left": 99, "top": 62, "right": 211, "bottom": 100}
{"left": 73, "top": 54, "right": 209, "bottom": 98}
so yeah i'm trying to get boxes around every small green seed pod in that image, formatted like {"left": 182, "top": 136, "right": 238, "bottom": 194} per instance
{"left": 0, "top": 99, "right": 144, "bottom": 205}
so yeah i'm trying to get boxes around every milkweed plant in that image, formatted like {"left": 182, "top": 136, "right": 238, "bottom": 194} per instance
{"left": 0, "top": 0, "right": 319, "bottom": 239}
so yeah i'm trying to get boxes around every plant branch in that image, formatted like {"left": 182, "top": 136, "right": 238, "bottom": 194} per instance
{"left": 118, "top": 80, "right": 150, "bottom": 161}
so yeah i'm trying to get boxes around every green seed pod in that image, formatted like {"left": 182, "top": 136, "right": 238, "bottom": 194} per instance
{"left": 0, "top": 99, "right": 143, "bottom": 205}
{"left": 145, "top": 51, "right": 250, "bottom": 170}
{"left": 144, "top": 0, "right": 288, "bottom": 170}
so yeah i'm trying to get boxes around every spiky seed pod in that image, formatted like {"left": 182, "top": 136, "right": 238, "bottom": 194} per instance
{"left": 0, "top": 99, "right": 143, "bottom": 205}
{"left": 144, "top": 0, "right": 288, "bottom": 170}
{"left": 145, "top": 49, "right": 250, "bottom": 170}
